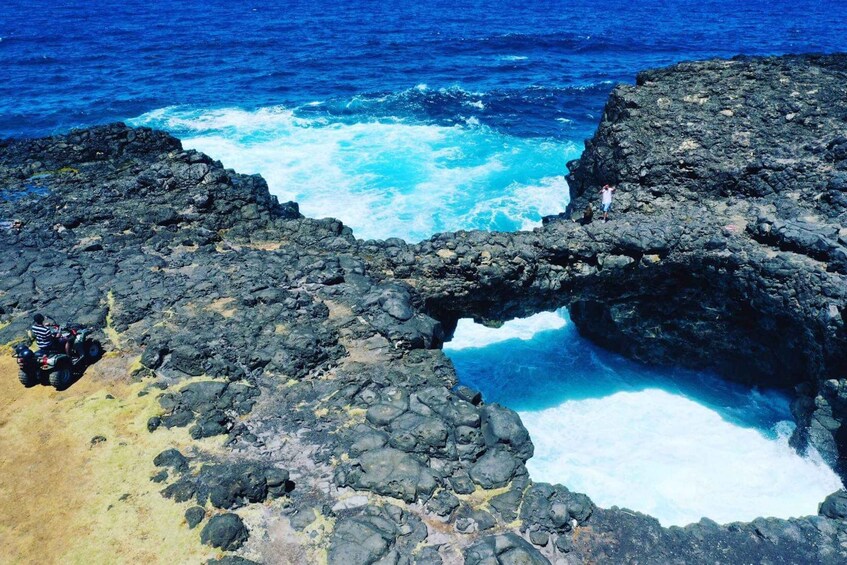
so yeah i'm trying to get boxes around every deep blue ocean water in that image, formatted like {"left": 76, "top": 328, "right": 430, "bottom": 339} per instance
{"left": 3, "top": 0, "right": 847, "bottom": 140}
{"left": 3, "top": 0, "right": 846, "bottom": 525}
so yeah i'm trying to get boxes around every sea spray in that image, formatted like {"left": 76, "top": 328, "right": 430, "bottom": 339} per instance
{"left": 444, "top": 309, "right": 568, "bottom": 350}
{"left": 130, "top": 105, "right": 577, "bottom": 242}
{"left": 520, "top": 391, "right": 841, "bottom": 526}
{"left": 447, "top": 311, "right": 844, "bottom": 526}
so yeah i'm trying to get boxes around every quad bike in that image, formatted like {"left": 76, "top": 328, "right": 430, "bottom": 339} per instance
{"left": 14, "top": 322, "right": 103, "bottom": 389}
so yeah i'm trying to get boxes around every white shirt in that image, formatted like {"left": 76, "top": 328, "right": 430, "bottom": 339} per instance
{"left": 601, "top": 188, "right": 613, "bottom": 204}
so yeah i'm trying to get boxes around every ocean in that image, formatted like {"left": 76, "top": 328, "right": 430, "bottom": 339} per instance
{"left": 3, "top": 0, "right": 846, "bottom": 525}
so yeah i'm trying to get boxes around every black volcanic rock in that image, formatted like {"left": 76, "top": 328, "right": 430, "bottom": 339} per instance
{"left": 480, "top": 403, "right": 533, "bottom": 461}
{"left": 327, "top": 504, "right": 428, "bottom": 565}
{"left": 206, "top": 558, "right": 260, "bottom": 565}
{"left": 519, "top": 483, "right": 594, "bottom": 537}
{"left": 200, "top": 513, "right": 248, "bottom": 551}
{"left": 334, "top": 447, "right": 438, "bottom": 503}
{"left": 160, "top": 460, "right": 291, "bottom": 510}
{"left": 153, "top": 448, "right": 189, "bottom": 473}
{"left": 185, "top": 506, "right": 205, "bottom": 529}
{"left": 2, "top": 55, "right": 847, "bottom": 563}
{"left": 469, "top": 447, "right": 521, "bottom": 489}
{"left": 820, "top": 489, "right": 847, "bottom": 520}
{"left": 156, "top": 381, "right": 259, "bottom": 439}
{"left": 463, "top": 533, "right": 549, "bottom": 565}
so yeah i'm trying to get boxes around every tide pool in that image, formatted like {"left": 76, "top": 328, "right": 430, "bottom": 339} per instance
{"left": 445, "top": 310, "right": 843, "bottom": 526}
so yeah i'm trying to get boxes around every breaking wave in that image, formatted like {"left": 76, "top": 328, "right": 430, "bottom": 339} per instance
{"left": 130, "top": 104, "right": 578, "bottom": 242}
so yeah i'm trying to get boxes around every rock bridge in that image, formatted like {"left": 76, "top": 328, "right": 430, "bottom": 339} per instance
{"left": 1, "top": 54, "right": 846, "bottom": 563}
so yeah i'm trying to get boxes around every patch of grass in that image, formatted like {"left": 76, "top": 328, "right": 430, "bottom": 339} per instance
{"left": 207, "top": 297, "right": 237, "bottom": 319}
{"left": 0, "top": 355, "right": 216, "bottom": 563}
{"left": 104, "top": 290, "right": 122, "bottom": 349}
{"left": 302, "top": 509, "right": 336, "bottom": 564}
{"left": 127, "top": 354, "right": 144, "bottom": 376}
{"left": 456, "top": 483, "right": 514, "bottom": 511}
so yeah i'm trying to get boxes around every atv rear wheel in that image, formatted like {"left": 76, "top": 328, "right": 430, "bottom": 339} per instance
{"left": 49, "top": 360, "right": 72, "bottom": 389}
{"left": 85, "top": 340, "right": 103, "bottom": 362}
{"left": 18, "top": 369, "right": 38, "bottom": 387}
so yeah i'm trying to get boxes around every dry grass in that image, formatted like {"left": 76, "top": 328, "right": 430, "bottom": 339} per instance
{"left": 207, "top": 297, "right": 237, "bottom": 319}
{"left": 0, "top": 355, "right": 217, "bottom": 564}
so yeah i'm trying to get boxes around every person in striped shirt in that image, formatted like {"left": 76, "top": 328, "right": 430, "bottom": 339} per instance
{"left": 31, "top": 313, "right": 64, "bottom": 354}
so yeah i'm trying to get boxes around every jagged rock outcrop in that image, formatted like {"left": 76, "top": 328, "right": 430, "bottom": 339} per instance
{"left": 2, "top": 54, "right": 847, "bottom": 563}
{"left": 380, "top": 54, "right": 847, "bottom": 480}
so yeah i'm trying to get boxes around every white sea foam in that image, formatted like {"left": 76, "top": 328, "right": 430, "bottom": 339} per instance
{"left": 456, "top": 175, "right": 570, "bottom": 232}
{"left": 444, "top": 309, "right": 567, "bottom": 350}
{"left": 520, "top": 390, "right": 843, "bottom": 526}
{"left": 448, "top": 312, "right": 843, "bottom": 525}
{"left": 130, "top": 105, "right": 577, "bottom": 241}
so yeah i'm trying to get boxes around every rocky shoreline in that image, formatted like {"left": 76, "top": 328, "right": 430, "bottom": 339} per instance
{"left": 1, "top": 53, "right": 846, "bottom": 563}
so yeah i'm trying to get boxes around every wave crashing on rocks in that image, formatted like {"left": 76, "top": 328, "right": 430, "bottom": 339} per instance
{"left": 447, "top": 311, "right": 844, "bottom": 526}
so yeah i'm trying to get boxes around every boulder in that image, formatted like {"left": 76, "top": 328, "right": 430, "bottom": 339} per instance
{"left": 480, "top": 404, "right": 534, "bottom": 461}
{"left": 328, "top": 504, "right": 428, "bottom": 565}
{"left": 185, "top": 506, "right": 205, "bottom": 529}
{"left": 463, "top": 533, "right": 550, "bottom": 565}
{"left": 153, "top": 448, "right": 189, "bottom": 473}
{"left": 819, "top": 490, "right": 847, "bottom": 520}
{"left": 520, "top": 483, "right": 595, "bottom": 532}
{"left": 469, "top": 448, "right": 520, "bottom": 489}
{"left": 200, "top": 513, "right": 248, "bottom": 550}
{"left": 337, "top": 448, "right": 437, "bottom": 503}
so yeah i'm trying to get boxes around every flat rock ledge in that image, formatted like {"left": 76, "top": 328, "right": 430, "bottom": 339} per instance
{"left": 1, "top": 53, "right": 846, "bottom": 564}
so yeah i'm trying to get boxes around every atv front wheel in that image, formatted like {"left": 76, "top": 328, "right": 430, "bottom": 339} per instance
{"left": 18, "top": 369, "right": 37, "bottom": 387}
{"left": 49, "top": 360, "right": 72, "bottom": 389}
{"left": 85, "top": 340, "right": 103, "bottom": 362}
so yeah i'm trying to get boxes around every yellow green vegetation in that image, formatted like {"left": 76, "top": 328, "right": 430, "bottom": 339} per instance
{"left": 207, "top": 297, "right": 237, "bottom": 319}
{"left": 300, "top": 509, "right": 336, "bottom": 564}
{"left": 104, "top": 290, "right": 122, "bottom": 349}
{"left": 29, "top": 167, "right": 79, "bottom": 179}
{"left": 0, "top": 355, "right": 218, "bottom": 564}
{"left": 458, "top": 483, "right": 512, "bottom": 505}
{"left": 127, "top": 354, "right": 144, "bottom": 376}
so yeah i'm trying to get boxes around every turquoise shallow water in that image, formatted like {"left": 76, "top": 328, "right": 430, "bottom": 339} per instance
{"left": 130, "top": 106, "right": 579, "bottom": 241}
{"left": 444, "top": 310, "right": 843, "bottom": 526}
{"left": 446, "top": 309, "right": 791, "bottom": 429}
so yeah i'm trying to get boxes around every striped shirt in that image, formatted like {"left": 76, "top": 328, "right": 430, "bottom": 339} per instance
{"left": 31, "top": 323, "right": 54, "bottom": 349}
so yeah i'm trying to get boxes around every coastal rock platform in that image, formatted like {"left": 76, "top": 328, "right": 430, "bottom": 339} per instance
{"left": 1, "top": 54, "right": 846, "bottom": 563}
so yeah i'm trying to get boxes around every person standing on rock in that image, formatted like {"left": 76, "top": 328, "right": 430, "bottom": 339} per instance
{"left": 600, "top": 184, "right": 616, "bottom": 221}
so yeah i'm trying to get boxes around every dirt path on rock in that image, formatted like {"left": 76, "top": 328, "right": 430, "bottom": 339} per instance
{"left": 0, "top": 354, "right": 215, "bottom": 564}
